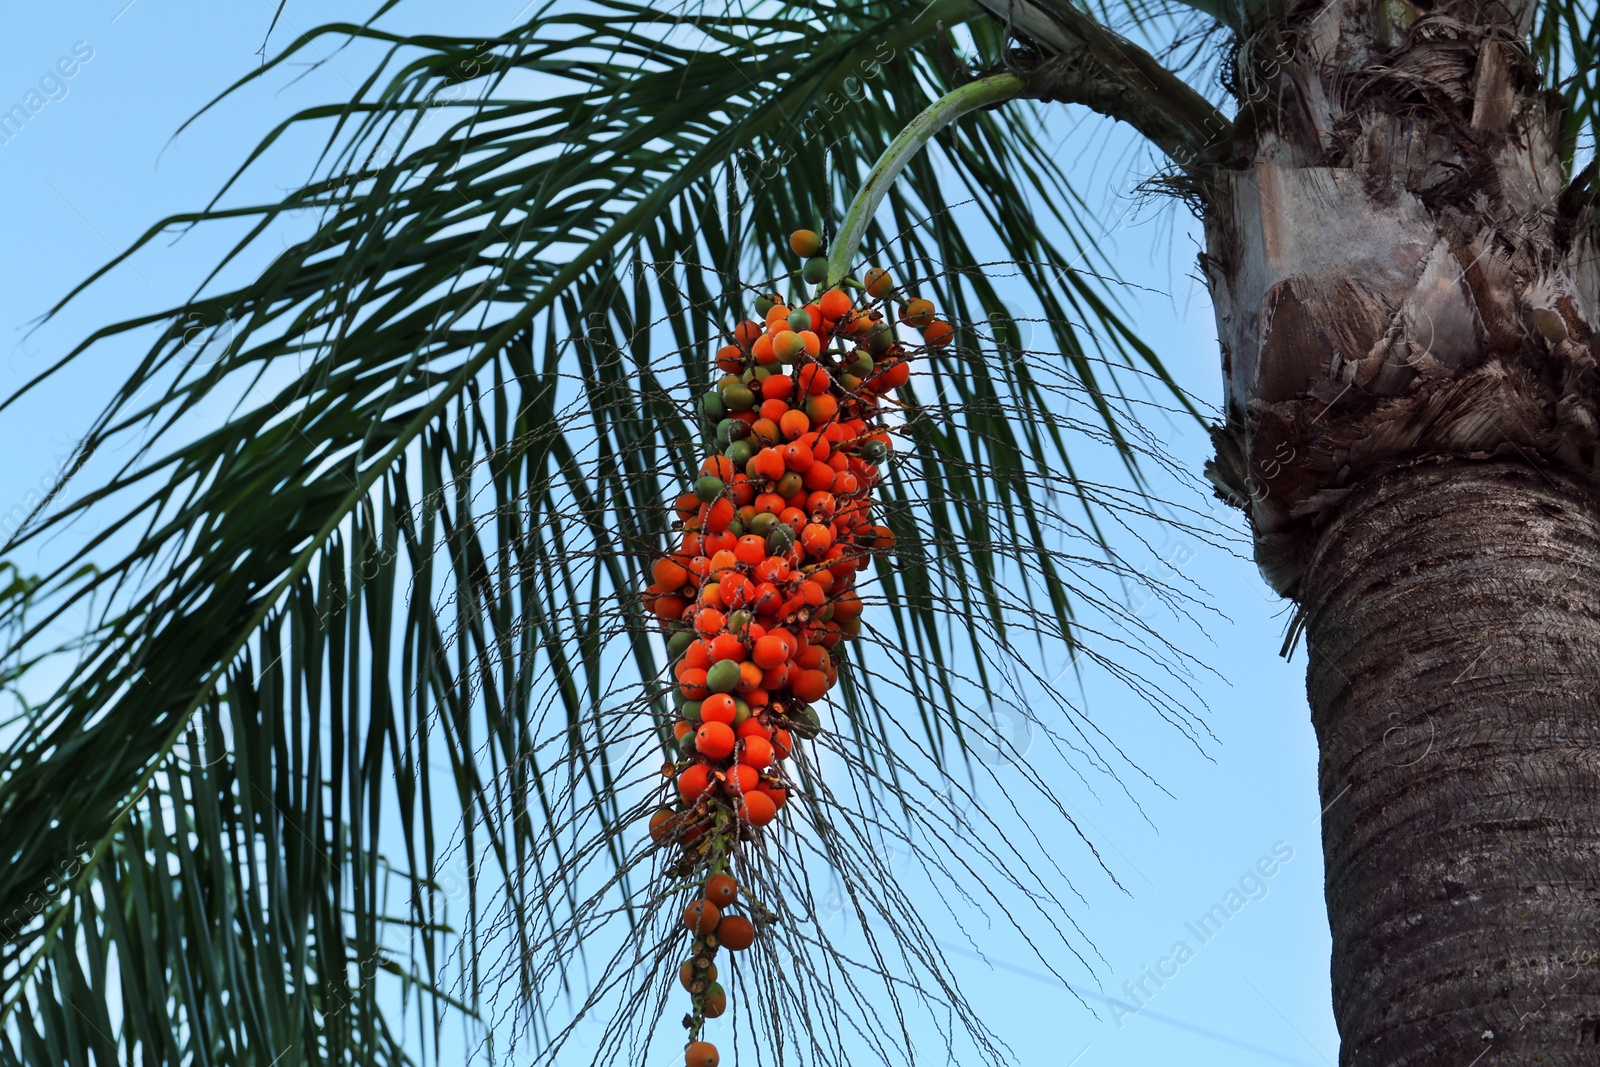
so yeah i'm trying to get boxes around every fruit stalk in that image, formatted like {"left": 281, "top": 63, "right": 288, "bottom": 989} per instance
{"left": 825, "top": 71, "right": 1027, "bottom": 288}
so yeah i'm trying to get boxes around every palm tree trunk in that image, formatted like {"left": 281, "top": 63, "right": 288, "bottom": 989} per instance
{"left": 1301, "top": 459, "right": 1600, "bottom": 1063}
{"left": 1194, "top": 0, "right": 1600, "bottom": 1059}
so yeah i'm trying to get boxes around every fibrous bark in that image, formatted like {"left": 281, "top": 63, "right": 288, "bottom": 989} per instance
{"left": 1302, "top": 459, "right": 1600, "bottom": 1064}
{"left": 1202, "top": 0, "right": 1600, "bottom": 592}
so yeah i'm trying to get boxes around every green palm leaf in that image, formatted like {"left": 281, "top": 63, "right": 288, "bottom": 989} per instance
{"left": 0, "top": 1, "right": 1248, "bottom": 1062}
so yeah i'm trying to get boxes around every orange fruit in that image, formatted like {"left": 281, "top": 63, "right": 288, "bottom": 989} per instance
{"left": 802, "top": 462, "right": 835, "bottom": 493}
{"left": 734, "top": 535, "right": 768, "bottom": 566}
{"left": 717, "top": 913, "right": 756, "bottom": 950}
{"left": 683, "top": 899, "right": 722, "bottom": 935}
{"left": 738, "top": 789, "right": 778, "bottom": 827}
{"left": 736, "top": 718, "right": 772, "bottom": 740}
{"left": 733, "top": 320, "right": 762, "bottom": 346}
{"left": 708, "top": 634, "right": 745, "bottom": 663}
{"left": 761, "top": 374, "right": 794, "bottom": 401}
{"left": 686, "top": 1040, "right": 719, "bottom": 1067}
{"left": 727, "top": 763, "right": 758, "bottom": 794}
{"left": 678, "top": 765, "right": 714, "bottom": 803}
{"left": 779, "top": 409, "right": 810, "bottom": 441}
{"left": 700, "top": 693, "right": 737, "bottom": 725}
{"left": 901, "top": 298, "right": 935, "bottom": 327}
{"left": 751, "top": 417, "right": 781, "bottom": 445}
{"left": 737, "top": 661, "right": 764, "bottom": 693}
{"left": 679, "top": 957, "right": 717, "bottom": 991}
{"left": 705, "top": 873, "right": 738, "bottom": 907}
{"left": 696, "top": 721, "right": 736, "bottom": 760}
{"left": 792, "top": 669, "right": 829, "bottom": 702}
{"left": 654, "top": 595, "right": 689, "bottom": 622}
{"left": 653, "top": 557, "right": 689, "bottom": 590}
{"left": 819, "top": 288, "right": 852, "bottom": 320}
{"left": 789, "top": 229, "right": 822, "bottom": 257}
{"left": 751, "top": 332, "right": 776, "bottom": 365}
{"left": 923, "top": 320, "right": 954, "bottom": 346}
{"left": 795, "top": 363, "right": 830, "bottom": 396}
{"left": 752, "top": 635, "right": 789, "bottom": 670}
{"left": 678, "top": 669, "right": 709, "bottom": 700}
{"left": 864, "top": 267, "right": 893, "bottom": 298}
{"left": 719, "top": 573, "right": 752, "bottom": 609}
{"left": 648, "top": 807, "right": 676, "bottom": 842}
{"left": 739, "top": 736, "right": 774, "bottom": 770}
{"left": 705, "top": 497, "right": 735, "bottom": 533}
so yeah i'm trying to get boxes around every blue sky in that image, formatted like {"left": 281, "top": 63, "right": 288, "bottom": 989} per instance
{"left": 0, "top": 3, "right": 1338, "bottom": 1064}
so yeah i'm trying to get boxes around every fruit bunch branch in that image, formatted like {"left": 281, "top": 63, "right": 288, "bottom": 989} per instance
{"left": 826, "top": 72, "right": 1027, "bottom": 289}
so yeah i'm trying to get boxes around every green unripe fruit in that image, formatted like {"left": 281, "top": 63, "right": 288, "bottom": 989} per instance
{"left": 861, "top": 440, "right": 888, "bottom": 464}
{"left": 775, "top": 471, "right": 803, "bottom": 498}
{"left": 727, "top": 440, "right": 755, "bottom": 469}
{"left": 766, "top": 527, "right": 794, "bottom": 554}
{"left": 668, "top": 631, "right": 694, "bottom": 659}
{"left": 754, "top": 293, "right": 778, "bottom": 317}
{"left": 850, "top": 350, "right": 875, "bottom": 376}
{"left": 721, "top": 383, "right": 756, "bottom": 412}
{"left": 706, "top": 660, "right": 743, "bottom": 694}
{"left": 683, "top": 700, "right": 703, "bottom": 722}
{"left": 752, "top": 365, "right": 774, "bottom": 381}
{"left": 701, "top": 391, "right": 726, "bottom": 420}
{"left": 786, "top": 309, "right": 811, "bottom": 333}
{"left": 733, "top": 699, "right": 752, "bottom": 725}
{"left": 749, "top": 513, "right": 777, "bottom": 536}
{"left": 695, "top": 476, "right": 726, "bottom": 503}
{"left": 717, "top": 418, "right": 749, "bottom": 443}
{"left": 802, "top": 257, "right": 829, "bottom": 284}
{"left": 728, "top": 609, "right": 753, "bottom": 632}
{"left": 789, "top": 703, "right": 822, "bottom": 740}
{"left": 841, "top": 373, "right": 863, "bottom": 391}
{"left": 726, "top": 519, "right": 745, "bottom": 536}
{"left": 867, "top": 322, "right": 894, "bottom": 353}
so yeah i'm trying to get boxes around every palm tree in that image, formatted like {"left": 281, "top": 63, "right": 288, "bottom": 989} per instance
{"left": 0, "top": 0, "right": 1595, "bottom": 1064}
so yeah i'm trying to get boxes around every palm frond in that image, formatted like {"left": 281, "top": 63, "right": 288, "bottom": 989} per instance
{"left": 0, "top": 2, "right": 1233, "bottom": 1062}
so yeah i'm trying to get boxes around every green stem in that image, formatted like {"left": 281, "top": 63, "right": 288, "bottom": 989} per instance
{"left": 826, "top": 72, "right": 1027, "bottom": 288}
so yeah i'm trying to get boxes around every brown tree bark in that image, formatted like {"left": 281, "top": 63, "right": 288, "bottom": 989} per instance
{"left": 1301, "top": 459, "right": 1600, "bottom": 1064}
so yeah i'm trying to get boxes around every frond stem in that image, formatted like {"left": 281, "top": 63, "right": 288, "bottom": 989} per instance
{"left": 826, "top": 72, "right": 1027, "bottom": 287}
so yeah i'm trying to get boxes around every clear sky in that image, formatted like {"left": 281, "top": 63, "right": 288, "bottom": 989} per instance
{"left": 0, "top": 3, "right": 1338, "bottom": 1064}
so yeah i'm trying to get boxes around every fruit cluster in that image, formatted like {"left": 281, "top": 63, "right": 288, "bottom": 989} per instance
{"left": 641, "top": 229, "right": 952, "bottom": 1066}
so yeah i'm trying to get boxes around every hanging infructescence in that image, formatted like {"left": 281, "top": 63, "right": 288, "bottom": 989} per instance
{"left": 638, "top": 73, "right": 1029, "bottom": 1067}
